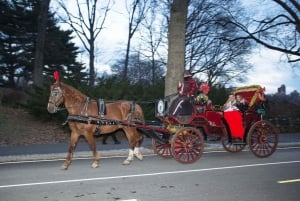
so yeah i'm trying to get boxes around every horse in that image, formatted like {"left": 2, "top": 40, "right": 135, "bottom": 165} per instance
{"left": 47, "top": 80, "right": 145, "bottom": 170}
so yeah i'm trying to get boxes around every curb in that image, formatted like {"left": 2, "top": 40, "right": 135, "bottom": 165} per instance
{"left": 1, "top": 142, "right": 299, "bottom": 163}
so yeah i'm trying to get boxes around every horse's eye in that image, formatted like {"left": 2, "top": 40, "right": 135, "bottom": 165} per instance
{"left": 52, "top": 91, "right": 58, "bottom": 96}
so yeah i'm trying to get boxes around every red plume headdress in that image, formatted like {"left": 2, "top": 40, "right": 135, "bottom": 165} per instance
{"left": 54, "top": 70, "right": 59, "bottom": 82}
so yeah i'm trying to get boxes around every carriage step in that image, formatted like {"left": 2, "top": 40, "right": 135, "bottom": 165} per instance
{"left": 232, "top": 142, "right": 246, "bottom": 145}
{"left": 231, "top": 139, "right": 246, "bottom": 145}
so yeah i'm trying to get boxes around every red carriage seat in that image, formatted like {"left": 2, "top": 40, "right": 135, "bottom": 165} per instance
{"left": 224, "top": 110, "right": 244, "bottom": 139}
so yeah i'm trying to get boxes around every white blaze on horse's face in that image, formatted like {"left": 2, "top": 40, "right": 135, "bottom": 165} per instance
{"left": 47, "top": 85, "right": 63, "bottom": 114}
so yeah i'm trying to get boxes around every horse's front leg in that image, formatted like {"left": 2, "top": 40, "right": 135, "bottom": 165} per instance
{"left": 85, "top": 133, "right": 100, "bottom": 168}
{"left": 61, "top": 133, "right": 79, "bottom": 170}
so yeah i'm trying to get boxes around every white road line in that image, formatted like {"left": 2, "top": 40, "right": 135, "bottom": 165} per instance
{"left": 0, "top": 160, "right": 299, "bottom": 189}
{"left": 277, "top": 179, "right": 300, "bottom": 184}
{"left": 120, "top": 200, "right": 138, "bottom": 201}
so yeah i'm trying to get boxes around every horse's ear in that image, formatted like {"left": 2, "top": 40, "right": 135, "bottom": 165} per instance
{"left": 54, "top": 70, "right": 60, "bottom": 82}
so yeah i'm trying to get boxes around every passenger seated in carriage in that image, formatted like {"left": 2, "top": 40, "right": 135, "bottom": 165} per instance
{"left": 223, "top": 93, "right": 248, "bottom": 141}
{"left": 235, "top": 93, "right": 248, "bottom": 112}
{"left": 195, "top": 82, "right": 212, "bottom": 111}
{"left": 168, "top": 70, "right": 197, "bottom": 116}
{"left": 224, "top": 93, "right": 248, "bottom": 112}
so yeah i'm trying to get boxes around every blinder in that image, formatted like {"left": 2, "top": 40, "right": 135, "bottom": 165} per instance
{"left": 48, "top": 86, "right": 64, "bottom": 113}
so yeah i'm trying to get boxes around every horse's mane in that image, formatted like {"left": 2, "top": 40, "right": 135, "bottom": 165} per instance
{"left": 61, "top": 82, "right": 87, "bottom": 103}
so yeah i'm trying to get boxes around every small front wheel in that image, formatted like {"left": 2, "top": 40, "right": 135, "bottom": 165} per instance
{"left": 152, "top": 138, "right": 173, "bottom": 159}
{"left": 221, "top": 135, "right": 246, "bottom": 153}
{"left": 171, "top": 127, "right": 204, "bottom": 164}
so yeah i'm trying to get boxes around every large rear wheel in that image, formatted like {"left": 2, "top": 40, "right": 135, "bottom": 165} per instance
{"left": 248, "top": 120, "right": 278, "bottom": 158}
{"left": 171, "top": 127, "right": 204, "bottom": 164}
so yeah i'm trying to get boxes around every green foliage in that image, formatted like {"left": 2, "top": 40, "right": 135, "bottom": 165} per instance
{"left": 0, "top": 0, "right": 87, "bottom": 88}
{"left": 0, "top": 0, "right": 37, "bottom": 87}
{"left": 208, "top": 86, "right": 228, "bottom": 106}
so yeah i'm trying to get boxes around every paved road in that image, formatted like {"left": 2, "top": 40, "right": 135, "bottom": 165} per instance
{"left": 0, "top": 133, "right": 299, "bottom": 162}
{"left": 1, "top": 147, "right": 299, "bottom": 201}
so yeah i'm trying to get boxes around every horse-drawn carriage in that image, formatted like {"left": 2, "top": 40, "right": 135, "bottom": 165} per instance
{"left": 47, "top": 72, "right": 278, "bottom": 169}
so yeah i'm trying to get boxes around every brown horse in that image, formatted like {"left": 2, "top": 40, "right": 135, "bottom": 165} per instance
{"left": 47, "top": 80, "right": 145, "bottom": 170}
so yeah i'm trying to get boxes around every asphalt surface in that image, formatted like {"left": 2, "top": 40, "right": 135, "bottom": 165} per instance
{"left": 0, "top": 133, "right": 300, "bottom": 162}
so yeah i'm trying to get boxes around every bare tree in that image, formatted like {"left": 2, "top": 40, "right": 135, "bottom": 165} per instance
{"left": 185, "top": 0, "right": 252, "bottom": 85}
{"left": 123, "top": 0, "right": 148, "bottom": 79}
{"left": 33, "top": 0, "right": 51, "bottom": 87}
{"left": 165, "top": 0, "right": 188, "bottom": 97}
{"left": 138, "top": 0, "right": 167, "bottom": 84}
{"left": 58, "top": 0, "right": 112, "bottom": 86}
{"left": 223, "top": 0, "right": 300, "bottom": 63}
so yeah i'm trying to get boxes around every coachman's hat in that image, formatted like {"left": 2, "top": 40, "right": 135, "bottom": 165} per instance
{"left": 183, "top": 70, "right": 192, "bottom": 78}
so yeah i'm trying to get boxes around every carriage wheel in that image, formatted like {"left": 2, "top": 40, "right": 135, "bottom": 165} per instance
{"left": 171, "top": 127, "right": 204, "bottom": 164}
{"left": 248, "top": 120, "right": 278, "bottom": 158}
{"left": 221, "top": 135, "right": 246, "bottom": 153}
{"left": 152, "top": 138, "right": 173, "bottom": 159}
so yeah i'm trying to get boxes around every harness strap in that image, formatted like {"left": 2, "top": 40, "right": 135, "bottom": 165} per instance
{"left": 67, "top": 115, "right": 119, "bottom": 125}
{"left": 130, "top": 101, "right": 135, "bottom": 113}
{"left": 127, "top": 101, "right": 136, "bottom": 122}
{"left": 98, "top": 98, "right": 105, "bottom": 118}
{"left": 81, "top": 97, "right": 90, "bottom": 116}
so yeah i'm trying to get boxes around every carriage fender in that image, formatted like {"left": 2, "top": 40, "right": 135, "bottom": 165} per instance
{"left": 205, "top": 110, "right": 223, "bottom": 126}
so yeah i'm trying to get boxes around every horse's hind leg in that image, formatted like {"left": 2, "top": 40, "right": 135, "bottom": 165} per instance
{"left": 62, "top": 132, "right": 80, "bottom": 170}
{"left": 85, "top": 133, "right": 100, "bottom": 168}
{"left": 122, "top": 128, "right": 144, "bottom": 165}
{"left": 134, "top": 134, "right": 144, "bottom": 160}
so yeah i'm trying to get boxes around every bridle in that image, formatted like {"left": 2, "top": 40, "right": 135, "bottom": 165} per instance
{"left": 48, "top": 86, "right": 65, "bottom": 112}
{"left": 48, "top": 84, "right": 90, "bottom": 114}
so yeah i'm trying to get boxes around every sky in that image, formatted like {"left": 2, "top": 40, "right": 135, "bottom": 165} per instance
{"left": 237, "top": 48, "right": 300, "bottom": 94}
{"left": 51, "top": 0, "right": 300, "bottom": 95}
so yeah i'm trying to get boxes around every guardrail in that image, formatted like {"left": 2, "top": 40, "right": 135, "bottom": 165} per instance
{"left": 268, "top": 118, "right": 300, "bottom": 133}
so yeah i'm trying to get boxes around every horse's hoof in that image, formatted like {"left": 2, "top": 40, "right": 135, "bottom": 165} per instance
{"left": 91, "top": 162, "right": 99, "bottom": 168}
{"left": 61, "top": 164, "right": 68, "bottom": 170}
{"left": 135, "top": 153, "right": 143, "bottom": 161}
{"left": 122, "top": 159, "right": 132, "bottom": 165}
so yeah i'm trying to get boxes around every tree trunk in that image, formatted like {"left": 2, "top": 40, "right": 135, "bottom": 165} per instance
{"left": 165, "top": 0, "right": 188, "bottom": 98}
{"left": 124, "top": 35, "right": 131, "bottom": 79}
{"left": 33, "top": 0, "right": 50, "bottom": 87}
{"left": 89, "top": 37, "right": 95, "bottom": 86}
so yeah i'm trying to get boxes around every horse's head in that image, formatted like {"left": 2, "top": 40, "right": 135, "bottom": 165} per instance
{"left": 47, "top": 81, "right": 64, "bottom": 114}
